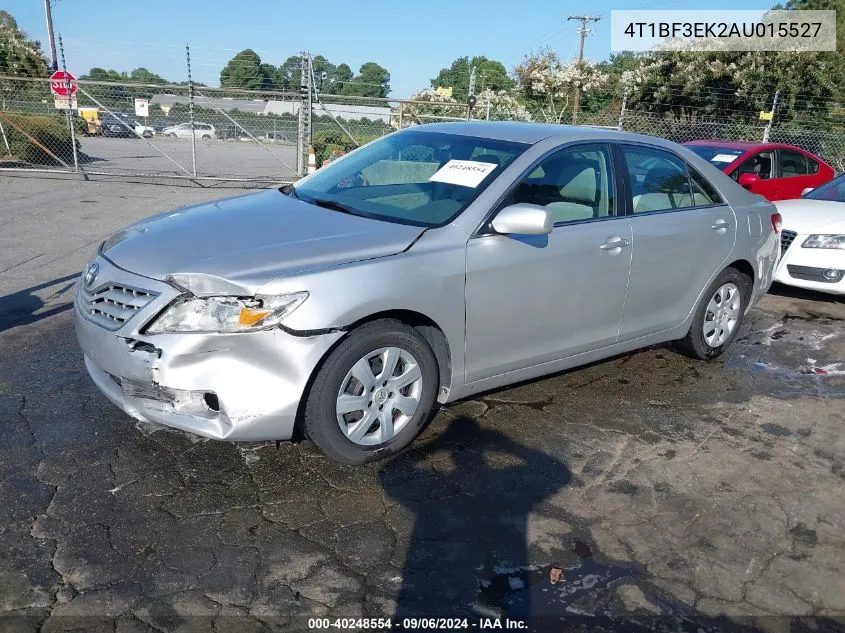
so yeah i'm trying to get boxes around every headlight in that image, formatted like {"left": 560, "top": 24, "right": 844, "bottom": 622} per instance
{"left": 802, "top": 235, "right": 845, "bottom": 250}
{"left": 146, "top": 292, "right": 308, "bottom": 334}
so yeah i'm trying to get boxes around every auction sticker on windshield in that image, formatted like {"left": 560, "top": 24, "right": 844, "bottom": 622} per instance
{"left": 713, "top": 153, "right": 740, "bottom": 163}
{"left": 429, "top": 160, "right": 498, "bottom": 188}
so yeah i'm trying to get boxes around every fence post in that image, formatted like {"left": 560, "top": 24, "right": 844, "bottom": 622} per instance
{"left": 58, "top": 35, "right": 79, "bottom": 172}
{"left": 762, "top": 91, "right": 779, "bottom": 143}
{"left": 186, "top": 44, "right": 197, "bottom": 177}
{"left": 618, "top": 84, "right": 629, "bottom": 131}
{"left": 0, "top": 119, "right": 10, "bottom": 155}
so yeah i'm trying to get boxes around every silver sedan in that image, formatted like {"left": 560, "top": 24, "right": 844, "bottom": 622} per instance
{"left": 75, "top": 122, "right": 780, "bottom": 463}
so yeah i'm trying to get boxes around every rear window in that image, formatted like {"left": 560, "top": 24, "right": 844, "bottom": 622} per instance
{"left": 687, "top": 145, "right": 745, "bottom": 169}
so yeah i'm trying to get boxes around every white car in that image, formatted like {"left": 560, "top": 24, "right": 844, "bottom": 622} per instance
{"left": 134, "top": 123, "right": 155, "bottom": 138}
{"left": 161, "top": 122, "right": 217, "bottom": 140}
{"left": 775, "top": 173, "right": 845, "bottom": 295}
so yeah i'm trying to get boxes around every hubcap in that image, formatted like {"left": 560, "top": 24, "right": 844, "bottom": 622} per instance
{"left": 336, "top": 346, "right": 423, "bottom": 446}
{"left": 702, "top": 282, "right": 742, "bottom": 347}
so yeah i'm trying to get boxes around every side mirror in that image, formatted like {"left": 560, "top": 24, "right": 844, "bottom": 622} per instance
{"left": 801, "top": 187, "right": 814, "bottom": 197}
{"left": 738, "top": 172, "right": 760, "bottom": 189}
{"left": 491, "top": 204, "right": 553, "bottom": 235}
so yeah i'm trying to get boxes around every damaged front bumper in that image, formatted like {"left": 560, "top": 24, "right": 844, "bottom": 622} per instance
{"left": 74, "top": 256, "right": 343, "bottom": 441}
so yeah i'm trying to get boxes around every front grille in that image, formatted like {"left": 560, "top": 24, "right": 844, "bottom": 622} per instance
{"left": 78, "top": 282, "right": 157, "bottom": 331}
{"left": 780, "top": 230, "right": 797, "bottom": 253}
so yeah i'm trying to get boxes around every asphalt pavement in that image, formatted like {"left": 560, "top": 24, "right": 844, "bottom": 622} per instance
{"left": 1, "top": 175, "right": 844, "bottom": 632}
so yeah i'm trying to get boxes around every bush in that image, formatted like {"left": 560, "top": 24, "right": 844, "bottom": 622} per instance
{"left": 0, "top": 113, "right": 81, "bottom": 165}
{"left": 312, "top": 128, "right": 380, "bottom": 167}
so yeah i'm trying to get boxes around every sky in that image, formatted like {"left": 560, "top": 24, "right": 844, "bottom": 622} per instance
{"left": 6, "top": 0, "right": 773, "bottom": 97}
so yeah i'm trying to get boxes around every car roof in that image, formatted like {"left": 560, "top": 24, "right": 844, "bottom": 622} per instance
{"left": 684, "top": 139, "right": 815, "bottom": 154}
{"left": 403, "top": 121, "right": 700, "bottom": 148}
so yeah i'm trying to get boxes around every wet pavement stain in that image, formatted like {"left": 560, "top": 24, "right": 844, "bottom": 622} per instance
{"left": 761, "top": 423, "right": 793, "bottom": 437}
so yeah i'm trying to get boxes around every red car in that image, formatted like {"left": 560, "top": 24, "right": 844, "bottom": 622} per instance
{"left": 683, "top": 140, "right": 834, "bottom": 201}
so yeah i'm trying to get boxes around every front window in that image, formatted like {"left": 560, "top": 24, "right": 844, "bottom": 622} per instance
{"left": 687, "top": 145, "right": 744, "bottom": 169}
{"left": 805, "top": 174, "right": 845, "bottom": 202}
{"left": 733, "top": 151, "right": 774, "bottom": 181}
{"left": 502, "top": 143, "right": 617, "bottom": 224}
{"left": 288, "top": 131, "right": 528, "bottom": 227}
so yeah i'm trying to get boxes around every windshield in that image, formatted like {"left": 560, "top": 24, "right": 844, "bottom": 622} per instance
{"left": 289, "top": 130, "right": 529, "bottom": 227}
{"left": 687, "top": 145, "right": 745, "bottom": 169}
{"left": 805, "top": 173, "right": 845, "bottom": 202}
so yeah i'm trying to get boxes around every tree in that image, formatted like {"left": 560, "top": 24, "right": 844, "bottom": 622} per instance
{"left": 0, "top": 11, "right": 48, "bottom": 77}
{"left": 259, "top": 63, "right": 280, "bottom": 90}
{"left": 277, "top": 55, "right": 301, "bottom": 90}
{"left": 219, "top": 49, "right": 265, "bottom": 90}
{"left": 431, "top": 56, "right": 514, "bottom": 102}
{"left": 775, "top": 0, "right": 844, "bottom": 100}
{"left": 622, "top": 49, "right": 836, "bottom": 123}
{"left": 332, "top": 63, "right": 353, "bottom": 94}
{"left": 129, "top": 67, "right": 168, "bottom": 84}
{"left": 515, "top": 48, "right": 609, "bottom": 123}
{"left": 341, "top": 62, "right": 390, "bottom": 98}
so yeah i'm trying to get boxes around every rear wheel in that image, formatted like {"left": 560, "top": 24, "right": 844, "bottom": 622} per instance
{"left": 676, "top": 267, "right": 751, "bottom": 360}
{"left": 304, "top": 319, "right": 439, "bottom": 464}
{"left": 167, "top": 133, "right": 176, "bottom": 138}
{"left": 202, "top": 134, "right": 211, "bottom": 140}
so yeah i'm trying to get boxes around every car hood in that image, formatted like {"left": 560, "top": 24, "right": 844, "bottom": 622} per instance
{"left": 775, "top": 199, "right": 845, "bottom": 234}
{"left": 101, "top": 189, "right": 425, "bottom": 293}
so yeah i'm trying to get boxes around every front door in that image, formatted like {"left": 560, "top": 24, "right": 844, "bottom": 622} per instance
{"left": 732, "top": 150, "right": 782, "bottom": 200}
{"left": 464, "top": 143, "right": 632, "bottom": 383}
{"left": 617, "top": 144, "right": 737, "bottom": 340}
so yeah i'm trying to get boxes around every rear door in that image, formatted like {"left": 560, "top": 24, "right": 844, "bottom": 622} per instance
{"left": 778, "top": 148, "right": 814, "bottom": 199}
{"left": 617, "top": 144, "right": 737, "bottom": 340}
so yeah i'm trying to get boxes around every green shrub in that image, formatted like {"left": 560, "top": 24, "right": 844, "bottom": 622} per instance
{"left": 1, "top": 113, "right": 81, "bottom": 165}
{"left": 312, "top": 128, "right": 380, "bottom": 167}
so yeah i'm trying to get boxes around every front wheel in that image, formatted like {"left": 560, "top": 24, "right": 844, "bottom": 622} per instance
{"left": 676, "top": 267, "right": 751, "bottom": 360}
{"left": 304, "top": 319, "right": 439, "bottom": 464}
{"left": 167, "top": 133, "right": 177, "bottom": 138}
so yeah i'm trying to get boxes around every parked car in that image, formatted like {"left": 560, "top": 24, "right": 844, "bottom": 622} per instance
{"left": 100, "top": 112, "right": 155, "bottom": 138}
{"left": 75, "top": 122, "right": 779, "bottom": 463}
{"left": 684, "top": 140, "right": 834, "bottom": 201}
{"left": 161, "top": 122, "right": 217, "bottom": 139}
{"left": 774, "top": 173, "right": 845, "bottom": 295}
{"left": 134, "top": 122, "right": 155, "bottom": 138}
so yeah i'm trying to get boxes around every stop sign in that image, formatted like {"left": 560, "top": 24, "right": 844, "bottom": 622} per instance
{"left": 50, "top": 71, "right": 77, "bottom": 97}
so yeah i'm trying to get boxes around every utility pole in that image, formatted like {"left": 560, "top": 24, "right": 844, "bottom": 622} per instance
{"left": 296, "top": 52, "right": 312, "bottom": 177}
{"left": 762, "top": 90, "right": 779, "bottom": 143}
{"left": 568, "top": 14, "right": 600, "bottom": 125}
{"left": 44, "top": 0, "right": 58, "bottom": 72}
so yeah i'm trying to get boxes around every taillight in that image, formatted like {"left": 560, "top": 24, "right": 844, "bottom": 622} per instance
{"left": 771, "top": 213, "right": 782, "bottom": 234}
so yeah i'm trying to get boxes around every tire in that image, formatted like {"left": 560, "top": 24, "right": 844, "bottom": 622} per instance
{"left": 676, "top": 267, "right": 752, "bottom": 360}
{"left": 202, "top": 134, "right": 211, "bottom": 140}
{"left": 304, "top": 319, "right": 439, "bottom": 464}
{"left": 168, "top": 133, "right": 177, "bottom": 138}
{"left": 142, "top": 131, "right": 152, "bottom": 138}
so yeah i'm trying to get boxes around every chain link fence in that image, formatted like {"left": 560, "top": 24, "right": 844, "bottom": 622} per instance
{"left": 2, "top": 73, "right": 844, "bottom": 185}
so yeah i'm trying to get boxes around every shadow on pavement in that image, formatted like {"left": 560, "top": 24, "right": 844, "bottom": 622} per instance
{"left": 0, "top": 273, "right": 78, "bottom": 332}
{"left": 380, "top": 416, "right": 572, "bottom": 621}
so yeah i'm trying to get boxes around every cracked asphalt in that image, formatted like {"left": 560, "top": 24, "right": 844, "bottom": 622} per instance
{"left": 1, "top": 175, "right": 845, "bottom": 632}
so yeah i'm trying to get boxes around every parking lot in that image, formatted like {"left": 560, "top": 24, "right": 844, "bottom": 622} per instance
{"left": 1, "top": 174, "right": 844, "bottom": 632}
{"left": 76, "top": 136, "right": 298, "bottom": 181}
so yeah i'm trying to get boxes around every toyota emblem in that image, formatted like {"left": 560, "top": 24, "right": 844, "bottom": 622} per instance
{"left": 83, "top": 262, "right": 99, "bottom": 287}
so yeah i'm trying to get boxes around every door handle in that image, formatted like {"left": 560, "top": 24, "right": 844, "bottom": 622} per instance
{"left": 599, "top": 237, "right": 629, "bottom": 250}
{"left": 711, "top": 219, "right": 732, "bottom": 230}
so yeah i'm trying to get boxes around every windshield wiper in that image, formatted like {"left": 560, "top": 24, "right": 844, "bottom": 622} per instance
{"left": 305, "top": 197, "right": 359, "bottom": 216}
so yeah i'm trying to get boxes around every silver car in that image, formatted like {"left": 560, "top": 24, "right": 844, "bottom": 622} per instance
{"left": 74, "top": 122, "right": 780, "bottom": 463}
